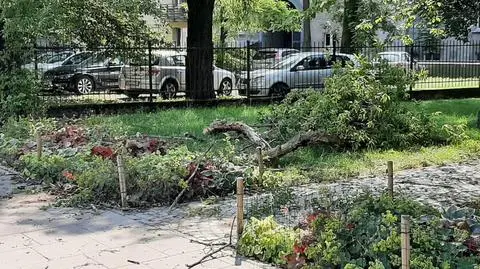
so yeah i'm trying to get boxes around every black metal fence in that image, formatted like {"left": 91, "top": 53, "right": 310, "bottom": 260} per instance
{"left": 26, "top": 40, "right": 480, "bottom": 105}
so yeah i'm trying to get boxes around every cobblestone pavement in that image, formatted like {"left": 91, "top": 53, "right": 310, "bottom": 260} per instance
{"left": 0, "top": 166, "right": 13, "bottom": 199}
{"left": 2, "top": 160, "right": 480, "bottom": 268}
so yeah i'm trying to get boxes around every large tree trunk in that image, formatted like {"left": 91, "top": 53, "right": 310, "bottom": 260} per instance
{"left": 340, "top": 0, "right": 359, "bottom": 53}
{"left": 186, "top": 0, "right": 216, "bottom": 100}
{"left": 303, "top": 0, "right": 311, "bottom": 48}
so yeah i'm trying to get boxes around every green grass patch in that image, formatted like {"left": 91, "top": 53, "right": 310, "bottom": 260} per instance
{"left": 81, "top": 99, "right": 480, "bottom": 183}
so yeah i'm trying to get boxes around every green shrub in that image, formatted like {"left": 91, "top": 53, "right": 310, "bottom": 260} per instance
{"left": 125, "top": 147, "right": 195, "bottom": 205}
{"left": 74, "top": 156, "right": 118, "bottom": 203}
{"left": 262, "top": 59, "right": 458, "bottom": 150}
{"left": 243, "top": 194, "right": 480, "bottom": 268}
{"left": 20, "top": 153, "right": 70, "bottom": 185}
{"left": 0, "top": 69, "right": 44, "bottom": 122}
{"left": 238, "top": 216, "right": 299, "bottom": 265}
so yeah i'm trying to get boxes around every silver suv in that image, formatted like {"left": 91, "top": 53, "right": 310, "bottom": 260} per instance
{"left": 238, "top": 52, "right": 357, "bottom": 97}
{"left": 119, "top": 51, "right": 235, "bottom": 99}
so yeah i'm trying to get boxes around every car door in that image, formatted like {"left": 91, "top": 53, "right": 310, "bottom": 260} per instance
{"left": 290, "top": 55, "right": 332, "bottom": 89}
{"left": 101, "top": 57, "right": 123, "bottom": 88}
{"left": 170, "top": 55, "right": 186, "bottom": 90}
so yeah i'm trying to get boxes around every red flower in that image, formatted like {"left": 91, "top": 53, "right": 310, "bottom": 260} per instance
{"left": 62, "top": 171, "right": 76, "bottom": 181}
{"left": 346, "top": 223, "right": 355, "bottom": 231}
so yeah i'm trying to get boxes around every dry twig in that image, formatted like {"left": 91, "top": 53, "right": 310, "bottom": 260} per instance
{"left": 186, "top": 216, "right": 237, "bottom": 268}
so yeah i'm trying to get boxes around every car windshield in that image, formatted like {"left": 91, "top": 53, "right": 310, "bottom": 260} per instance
{"left": 45, "top": 53, "right": 72, "bottom": 64}
{"left": 63, "top": 52, "right": 93, "bottom": 65}
{"left": 379, "top": 54, "right": 401, "bottom": 62}
{"left": 270, "top": 55, "right": 302, "bottom": 69}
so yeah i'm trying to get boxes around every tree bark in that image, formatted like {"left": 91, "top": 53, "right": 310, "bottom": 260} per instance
{"left": 303, "top": 0, "right": 311, "bottom": 48}
{"left": 204, "top": 121, "right": 271, "bottom": 149}
{"left": 204, "top": 121, "right": 341, "bottom": 161}
{"left": 186, "top": 0, "right": 216, "bottom": 100}
{"left": 264, "top": 130, "right": 340, "bottom": 160}
{"left": 340, "top": 0, "right": 359, "bottom": 53}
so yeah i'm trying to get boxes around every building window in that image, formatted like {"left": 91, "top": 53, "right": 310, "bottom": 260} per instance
{"left": 325, "top": 34, "right": 331, "bottom": 46}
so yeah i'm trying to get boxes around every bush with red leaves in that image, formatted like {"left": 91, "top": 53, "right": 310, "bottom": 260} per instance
{"left": 91, "top": 146, "right": 116, "bottom": 160}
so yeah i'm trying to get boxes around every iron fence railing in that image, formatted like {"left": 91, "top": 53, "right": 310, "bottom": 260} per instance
{"left": 21, "top": 40, "right": 480, "bottom": 105}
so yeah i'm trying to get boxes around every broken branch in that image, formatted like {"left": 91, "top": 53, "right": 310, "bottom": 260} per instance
{"left": 204, "top": 120, "right": 271, "bottom": 149}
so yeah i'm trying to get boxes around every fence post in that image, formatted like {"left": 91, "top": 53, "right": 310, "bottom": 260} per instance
{"left": 117, "top": 155, "right": 127, "bottom": 209}
{"left": 257, "top": 147, "right": 264, "bottom": 184}
{"left": 236, "top": 177, "right": 245, "bottom": 237}
{"left": 148, "top": 41, "right": 153, "bottom": 103}
{"left": 246, "top": 40, "right": 251, "bottom": 100}
{"left": 409, "top": 44, "right": 414, "bottom": 93}
{"left": 401, "top": 215, "right": 411, "bottom": 269}
{"left": 387, "top": 161, "right": 394, "bottom": 197}
{"left": 36, "top": 131, "right": 42, "bottom": 160}
{"left": 333, "top": 36, "right": 337, "bottom": 60}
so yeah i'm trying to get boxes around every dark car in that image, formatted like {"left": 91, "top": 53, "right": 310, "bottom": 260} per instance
{"left": 43, "top": 52, "right": 123, "bottom": 94}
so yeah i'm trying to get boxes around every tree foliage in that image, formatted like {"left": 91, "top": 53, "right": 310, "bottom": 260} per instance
{"left": 261, "top": 59, "right": 461, "bottom": 150}
{"left": 0, "top": 0, "right": 167, "bottom": 49}
{"left": 438, "top": 0, "right": 480, "bottom": 41}
{"left": 214, "top": 0, "right": 302, "bottom": 42}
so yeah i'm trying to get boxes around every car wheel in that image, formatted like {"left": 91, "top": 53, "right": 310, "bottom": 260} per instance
{"left": 161, "top": 80, "right": 178, "bottom": 100}
{"left": 218, "top": 78, "right": 233, "bottom": 96}
{"left": 269, "top": 83, "right": 290, "bottom": 98}
{"left": 76, "top": 76, "right": 95, "bottom": 95}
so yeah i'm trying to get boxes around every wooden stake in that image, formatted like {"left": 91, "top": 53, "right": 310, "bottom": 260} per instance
{"left": 387, "top": 161, "right": 394, "bottom": 197}
{"left": 401, "top": 215, "right": 411, "bottom": 269}
{"left": 117, "top": 155, "right": 127, "bottom": 209}
{"left": 236, "top": 177, "right": 245, "bottom": 237}
{"left": 257, "top": 147, "right": 264, "bottom": 183}
{"left": 36, "top": 132, "right": 43, "bottom": 160}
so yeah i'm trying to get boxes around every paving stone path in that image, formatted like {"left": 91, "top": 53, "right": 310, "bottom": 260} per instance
{"left": 2, "top": 160, "right": 480, "bottom": 268}
{"left": 0, "top": 166, "right": 13, "bottom": 199}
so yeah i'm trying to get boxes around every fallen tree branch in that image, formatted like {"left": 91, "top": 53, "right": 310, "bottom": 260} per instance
{"left": 204, "top": 120, "right": 271, "bottom": 149}
{"left": 204, "top": 121, "right": 341, "bottom": 161}
{"left": 264, "top": 130, "right": 341, "bottom": 160}
{"left": 187, "top": 216, "right": 237, "bottom": 268}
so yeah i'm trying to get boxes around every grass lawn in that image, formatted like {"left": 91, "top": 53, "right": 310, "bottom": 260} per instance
{"left": 83, "top": 99, "right": 480, "bottom": 182}
{"left": 414, "top": 77, "right": 480, "bottom": 90}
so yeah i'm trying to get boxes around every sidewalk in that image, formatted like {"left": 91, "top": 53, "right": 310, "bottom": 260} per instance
{"left": 0, "top": 166, "right": 275, "bottom": 269}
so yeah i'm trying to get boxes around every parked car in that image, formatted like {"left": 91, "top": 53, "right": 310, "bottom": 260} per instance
{"left": 376, "top": 51, "right": 422, "bottom": 71}
{"left": 22, "top": 51, "right": 75, "bottom": 74}
{"left": 43, "top": 52, "right": 123, "bottom": 94}
{"left": 251, "top": 48, "right": 300, "bottom": 70}
{"left": 237, "top": 52, "right": 357, "bottom": 97}
{"left": 118, "top": 50, "right": 235, "bottom": 99}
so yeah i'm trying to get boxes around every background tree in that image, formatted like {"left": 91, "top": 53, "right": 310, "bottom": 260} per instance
{"left": 186, "top": 0, "right": 302, "bottom": 100}
{"left": 185, "top": 0, "right": 216, "bottom": 100}
{"left": 438, "top": 0, "right": 480, "bottom": 41}
{"left": 303, "top": 0, "right": 312, "bottom": 47}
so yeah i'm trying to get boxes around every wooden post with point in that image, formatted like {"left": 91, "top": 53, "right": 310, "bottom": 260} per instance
{"left": 387, "top": 161, "right": 394, "bottom": 197}
{"left": 401, "top": 215, "right": 411, "bottom": 269}
{"left": 117, "top": 155, "right": 127, "bottom": 209}
{"left": 236, "top": 177, "right": 245, "bottom": 237}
